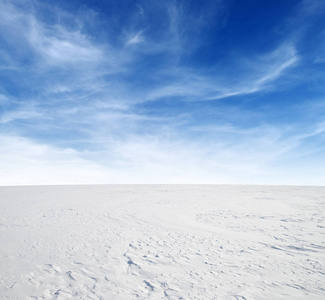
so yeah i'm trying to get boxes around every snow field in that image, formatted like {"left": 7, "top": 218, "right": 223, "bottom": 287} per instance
{"left": 0, "top": 185, "right": 324, "bottom": 299}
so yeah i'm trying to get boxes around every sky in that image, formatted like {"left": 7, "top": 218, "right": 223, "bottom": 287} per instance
{"left": 0, "top": 0, "right": 324, "bottom": 185}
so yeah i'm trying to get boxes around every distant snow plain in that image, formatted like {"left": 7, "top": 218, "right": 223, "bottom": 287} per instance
{"left": 0, "top": 185, "right": 324, "bottom": 299}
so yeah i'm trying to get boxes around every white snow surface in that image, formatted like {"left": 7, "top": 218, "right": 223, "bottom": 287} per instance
{"left": 0, "top": 185, "right": 324, "bottom": 299}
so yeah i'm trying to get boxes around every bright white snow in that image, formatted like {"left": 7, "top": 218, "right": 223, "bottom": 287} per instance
{"left": 0, "top": 185, "right": 324, "bottom": 299}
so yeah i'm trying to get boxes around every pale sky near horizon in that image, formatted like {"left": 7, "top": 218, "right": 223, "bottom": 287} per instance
{"left": 0, "top": 0, "right": 324, "bottom": 185}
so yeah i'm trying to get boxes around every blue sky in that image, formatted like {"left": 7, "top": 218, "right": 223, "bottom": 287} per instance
{"left": 0, "top": 0, "right": 324, "bottom": 185}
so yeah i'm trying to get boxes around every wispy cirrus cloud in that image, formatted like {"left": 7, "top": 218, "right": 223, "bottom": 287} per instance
{"left": 0, "top": 0, "right": 300, "bottom": 109}
{"left": 0, "top": 0, "right": 324, "bottom": 185}
{"left": 145, "top": 42, "right": 298, "bottom": 102}
{"left": 126, "top": 31, "right": 145, "bottom": 45}
{"left": 0, "top": 134, "right": 116, "bottom": 185}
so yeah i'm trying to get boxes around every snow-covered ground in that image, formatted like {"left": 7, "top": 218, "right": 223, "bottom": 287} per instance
{"left": 0, "top": 185, "right": 324, "bottom": 299}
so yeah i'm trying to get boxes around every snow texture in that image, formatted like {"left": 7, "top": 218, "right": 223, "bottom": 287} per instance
{"left": 0, "top": 185, "right": 324, "bottom": 299}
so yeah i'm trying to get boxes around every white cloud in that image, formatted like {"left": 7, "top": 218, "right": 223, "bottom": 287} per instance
{"left": 0, "top": 0, "right": 323, "bottom": 186}
{"left": 0, "top": 94, "right": 9, "bottom": 102}
{"left": 299, "top": 0, "right": 325, "bottom": 15}
{"left": 205, "top": 44, "right": 299, "bottom": 100}
{"left": 0, "top": 0, "right": 300, "bottom": 107}
{"left": 1, "top": 108, "right": 324, "bottom": 186}
{"left": 126, "top": 31, "right": 144, "bottom": 45}
{"left": 257, "top": 52, "right": 298, "bottom": 85}
{"left": 0, "top": 0, "right": 128, "bottom": 78}
{"left": 0, "top": 135, "right": 114, "bottom": 185}
{"left": 0, "top": 109, "right": 42, "bottom": 124}
{"left": 30, "top": 27, "right": 104, "bottom": 65}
